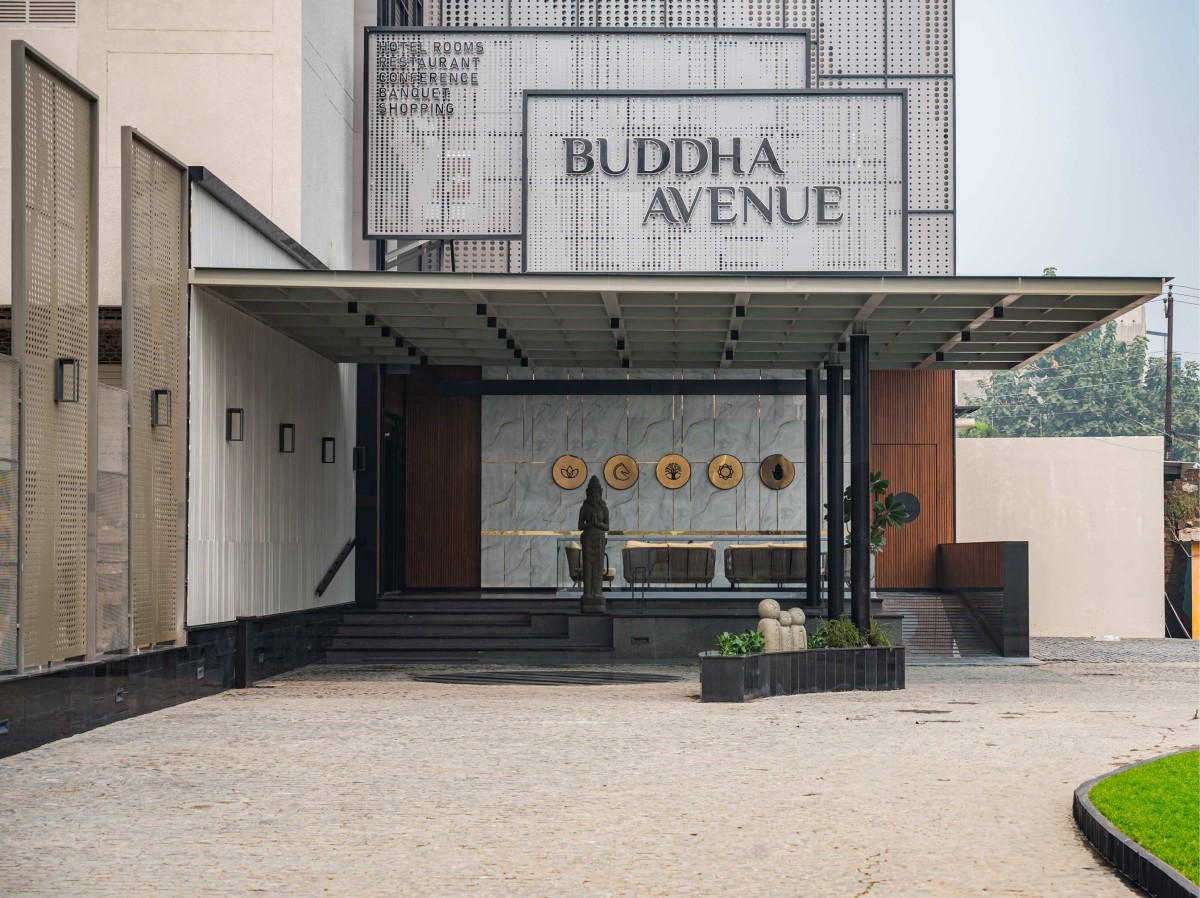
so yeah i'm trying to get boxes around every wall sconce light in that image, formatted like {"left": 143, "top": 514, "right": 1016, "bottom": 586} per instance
{"left": 226, "top": 408, "right": 244, "bottom": 442}
{"left": 321, "top": 437, "right": 336, "bottom": 464}
{"left": 352, "top": 446, "right": 367, "bottom": 472}
{"left": 279, "top": 423, "right": 295, "bottom": 453}
{"left": 151, "top": 389, "right": 172, "bottom": 427}
{"left": 54, "top": 358, "right": 80, "bottom": 403}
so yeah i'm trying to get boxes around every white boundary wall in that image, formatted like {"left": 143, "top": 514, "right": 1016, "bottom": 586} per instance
{"left": 956, "top": 437, "right": 1163, "bottom": 638}
{"left": 187, "top": 288, "right": 356, "bottom": 626}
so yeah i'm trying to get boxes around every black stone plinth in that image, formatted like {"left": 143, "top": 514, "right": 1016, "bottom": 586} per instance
{"left": 699, "top": 646, "right": 905, "bottom": 702}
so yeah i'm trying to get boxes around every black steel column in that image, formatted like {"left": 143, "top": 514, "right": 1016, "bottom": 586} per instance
{"left": 849, "top": 333, "right": 871, "bottom": 632}
{"left": 805, "top": 369, "right": 822, "bottom": 606}
{"left": 354, "top": 364, "right": 381, "bottom": 607}
{"left": 825, "top": 363, "right": 845, "bottom": 620}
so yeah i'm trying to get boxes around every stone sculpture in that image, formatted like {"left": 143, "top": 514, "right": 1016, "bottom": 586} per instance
{"left": 756, "top": 599, "right": 807, "bottom": 653}
{"left": 577, "top": 475, "right": 610, "bottom": 614}
{"left": 787, "top": 607, "right": 808, "bottom": 651}
{"left": 778, "top": 610, "right": 794, "bottom": 650}
{"left": 756, "top": 598, "right": 783, "bottom": 653}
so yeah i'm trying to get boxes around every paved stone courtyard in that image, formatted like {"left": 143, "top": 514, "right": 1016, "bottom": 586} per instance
{"left": 1, "top": 648, "right": 1197, "bottom": 897}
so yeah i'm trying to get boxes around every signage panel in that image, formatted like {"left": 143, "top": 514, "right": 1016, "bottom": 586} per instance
{"left": 522, "top": 91, "right": 906, "bottom": 275}
{"left": 364, "top": 27, "right": 811, "bottom": 239}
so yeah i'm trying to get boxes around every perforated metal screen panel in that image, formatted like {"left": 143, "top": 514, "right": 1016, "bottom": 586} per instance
{"left": 818, "top": 0, "right": 884, "bottom": 76}
{"left": 124, "top": 129, "right": 187, "bottom": 648}
{"left": 907, "top": 212, "right": 954, "bottom": 275}
{"left": 889, "top": 77, "right": 953, "bottom": 211}
{"left": 0, "top": 357, "right": 18, "bottom": 673}
{"left": 365, "top": 28, "right": 810, "bottom": 238}
{"left": 523, "top": 91, "right": 905, "bottom": 274}
{"left": 887, "top": 0, "right": 953, "bottom": 75}
{"left": 12, "top": 46, "right": 97, "bottom": 669}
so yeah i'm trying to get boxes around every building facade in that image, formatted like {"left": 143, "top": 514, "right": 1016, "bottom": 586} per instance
{"left": 0, "top": 1, "right": 1170, "bottom": 755}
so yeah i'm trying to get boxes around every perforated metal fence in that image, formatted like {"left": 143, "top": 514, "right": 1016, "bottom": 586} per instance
{"left": 0, "top": 356, "right": 20, "bottom": 674}
{"left": 96, "top": 384, "right": 129, "bottom": 655}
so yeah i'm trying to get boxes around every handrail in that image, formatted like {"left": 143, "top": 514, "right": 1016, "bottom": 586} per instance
{"left": 316, "top": 538, "right": 356, "bottom": 597}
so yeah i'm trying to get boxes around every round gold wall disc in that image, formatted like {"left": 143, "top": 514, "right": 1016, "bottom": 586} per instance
{"left": 759, "top": 454, "right": 795, "bottom": 490}
{"left": 708, "top": 455, "right": 743, "bottom": 490}
{"left": 552, "top": 454, "right": 587, "bottom": 489}
{"left": 604, "top": 454, "right": 639, "bottom": 490}
{"left": 655, "top": 453, "right": 691, "bottom": 489}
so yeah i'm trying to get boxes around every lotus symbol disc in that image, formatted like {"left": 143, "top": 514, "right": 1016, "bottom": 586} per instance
{"left": 561, "top": 464, "right": 579, "bottom": 479}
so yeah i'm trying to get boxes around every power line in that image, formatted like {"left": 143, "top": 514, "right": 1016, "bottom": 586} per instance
{"left": 973, "top": 404, "right": 1198, "bottom": 443}
{"left": 965, "top": 350, "right": 1198, "bottom": 385}
{"left": 973, "top": 364, "right": 1195, "bottom": 398}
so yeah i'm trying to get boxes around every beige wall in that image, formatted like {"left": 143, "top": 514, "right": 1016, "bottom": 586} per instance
{"left": 956, "top": 436, "right": 1163, "bottom": 637}
{"left": 2, "top": 1, "right": 358, "bottom": 303}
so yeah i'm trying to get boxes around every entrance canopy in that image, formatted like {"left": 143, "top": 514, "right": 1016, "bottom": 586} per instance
{"left": 189, "top": 269, "right": 1164, "bottom": 371}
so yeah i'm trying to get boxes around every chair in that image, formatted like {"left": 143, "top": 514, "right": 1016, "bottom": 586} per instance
{"left": 724, "top": 543, "right": 807, "bottom": 586}
{"left": 564, "top": 542, "right": 615, "bottom": 588}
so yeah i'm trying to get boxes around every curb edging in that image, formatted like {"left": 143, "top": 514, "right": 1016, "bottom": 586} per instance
{"left": 1072, "top": 749, "right": 1200, "bottom": 898}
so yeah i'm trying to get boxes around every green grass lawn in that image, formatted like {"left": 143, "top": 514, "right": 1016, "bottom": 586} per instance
{"left": 1089, "top": 750, "right": 1200, "bottom": 885}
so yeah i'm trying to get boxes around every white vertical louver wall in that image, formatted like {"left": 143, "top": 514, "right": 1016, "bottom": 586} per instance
{"left": 190, "top": 187, "right": 306, "bottom": 271}
{"left": 186, "top": 288, "right": 356, "bottom": 626}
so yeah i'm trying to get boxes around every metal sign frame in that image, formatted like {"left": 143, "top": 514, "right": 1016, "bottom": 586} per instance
{"left": 362, "top": 25, "right": 813, "bottom": 241}
{"left": 520, "top": 88, "right": 909, "bottom": 277}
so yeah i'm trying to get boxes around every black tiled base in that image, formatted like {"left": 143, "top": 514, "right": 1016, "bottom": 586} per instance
{"left": 0, "top": 603, "right": 350, "bottom": 758}
{"left": 700, "top": 646, "right": 906, "bottom": 702}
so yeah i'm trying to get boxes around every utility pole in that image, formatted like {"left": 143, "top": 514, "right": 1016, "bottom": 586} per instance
{"left": 1165, "top": 286, "right": 1174, "bottom": 460}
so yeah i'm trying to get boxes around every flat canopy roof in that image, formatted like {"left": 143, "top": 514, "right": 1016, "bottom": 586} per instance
{"left": 189, "top": 269, "right": 1165, "bottom": 371}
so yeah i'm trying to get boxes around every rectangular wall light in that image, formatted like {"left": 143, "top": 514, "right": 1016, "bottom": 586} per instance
{"left": 226, "top": 407, "right": 244, "bottom": 442}
{"left": 54, "top": 357, "right": 80, "bottom": 403}
{"left": 151, "top": 389, "right": 172, "bottom": 427}
{"left": 321, "top": 437, "right": 336, "bottom": 464}
{"left": 279, "top": 423, "right": 295, "bottom": 453}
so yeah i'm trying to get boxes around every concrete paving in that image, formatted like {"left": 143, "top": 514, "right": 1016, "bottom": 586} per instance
{"left": 1, "top": 653, "right": 1197, "bottom": 897}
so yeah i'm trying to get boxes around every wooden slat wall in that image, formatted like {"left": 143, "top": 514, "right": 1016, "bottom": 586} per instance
{"left": 404, "top": 367, "right": 481, "bottom": 587}
{"left": 937, "top": 542, "right": 1006, "bottom": 589}
{"left": 870, "top": 370, "right": 955, "bottom": 588}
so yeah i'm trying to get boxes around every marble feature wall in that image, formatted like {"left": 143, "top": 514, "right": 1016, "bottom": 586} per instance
{"left": 481, "top": 368, "right": 852, "bottom": 588}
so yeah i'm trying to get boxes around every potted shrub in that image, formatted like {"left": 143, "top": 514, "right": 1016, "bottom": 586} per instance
{"left": 700, "top": 613, "right": 905, "bottom": 703}
{"left": 840, "top": 469, "right": 910, "bottom": 561}
{"left": 699, "top": 629, "right": 769, "bottom": 703}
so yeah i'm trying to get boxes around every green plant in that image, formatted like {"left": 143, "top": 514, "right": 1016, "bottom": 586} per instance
{"left": 807, "top": 615, "right": 893, "bottom": 648}
{"left": 971, "top": 322, "right": 1199, "bottom": 462}
{"left": 823, "top": 616, "right": 865, "bottom": 648}
{"left": 958, "top": 420, "right": 999, "bottom": 439}
{"left": 807, "top": 623, "right": 827, "bottom": 649}
{"left": 716, "top": 629, "right": 764, "bottom": 656}
{"left": 866, "top": 618, "right": 893, "bottom": 648}
{"left": 826, "top": 470, "right": 909, "bottom": 554}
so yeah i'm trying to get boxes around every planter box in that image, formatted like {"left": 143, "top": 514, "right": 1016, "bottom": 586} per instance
{"left": 699, "top": 646, "right": 905, "bottom": 703}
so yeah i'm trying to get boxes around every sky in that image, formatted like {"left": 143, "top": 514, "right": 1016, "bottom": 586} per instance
{"left": 956, "top": 0, "right": 1199, "bottom": 358}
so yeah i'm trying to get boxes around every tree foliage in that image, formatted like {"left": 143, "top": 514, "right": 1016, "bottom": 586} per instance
{"left": 970, "top": 323, "right": 1199, "bottom": 462}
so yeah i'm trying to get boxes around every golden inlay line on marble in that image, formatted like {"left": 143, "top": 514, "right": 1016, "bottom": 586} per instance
{"left": 481, "top": 530, "right": 826, "bottom": 537}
